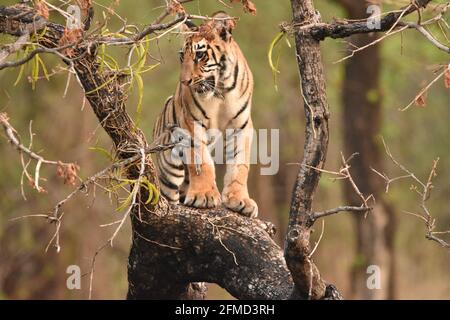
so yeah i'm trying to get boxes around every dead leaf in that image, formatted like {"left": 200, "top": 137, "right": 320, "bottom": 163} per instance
{"left": 243, "top": 0, "right": 257, "bottom": 15}
{"left": 27, "top": 178, "right": 47, "bottom": 193}
{"left": 224, "top": 18, "right": 237, "bottom": 31}
{"left": 230, "top": 0, "right": 257, "bottom": 15}
{"left": 198, "top": 24, "right": 215, "bottom": 41}
{"left": 57, "top": 162, "right": 80, "bottom": 186}
{"left": 34, "top": 0, "right": 49, "bottom": 20}
{"left": 168, "top": 0, "right": 185, "bottom": 15}
{"left": 59, "top": 28, "right": 83, "bottom": 57}
{"left": 414, "top": 90, "right": 427, "bottom": 107}
{"left": 76, "top": 0, "right": 93, "bottom": 16}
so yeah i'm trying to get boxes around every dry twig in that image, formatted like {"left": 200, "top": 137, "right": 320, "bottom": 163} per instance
{"left": 372, "top": 138, "right": 449, "bottom": 251}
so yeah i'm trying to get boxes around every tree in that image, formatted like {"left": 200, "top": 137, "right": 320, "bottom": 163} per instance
{"left": 0, "top": 0, "right": 448, "bottom": 299}
{"left": 336, "top": 0, "right": 397, "bottom": 299}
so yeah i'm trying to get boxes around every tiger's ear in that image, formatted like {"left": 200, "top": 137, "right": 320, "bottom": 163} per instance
{"left": 210, "top": 11, "right": 235, "bottom": 42}
{"left": 179, "top": 19, "right": 198, "bottom": 34}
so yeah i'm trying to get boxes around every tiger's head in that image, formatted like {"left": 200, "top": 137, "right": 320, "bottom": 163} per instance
{"left": 178, "top": 12, "right": 236, "bottom": 96}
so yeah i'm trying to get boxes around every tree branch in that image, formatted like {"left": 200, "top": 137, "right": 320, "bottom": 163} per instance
{"left": 310, "top": 206, "right": 370, "bottom": 222}
{"left": 398, "top": 21, "right": 450, "bottom": 54}
{"left": 375, "top": 138, "right": 450, "bottom": 251}
{"left": 0, "top": 112, "right": 78, "bottom": 192}
{"left": 285, "top": 0, "right": 437, "bottom": 41}
{"left": 0, "top": 32, "right": 29, "bottom": 64}
{"left": 127, "top": 206, "right": 295, "bottom": 299}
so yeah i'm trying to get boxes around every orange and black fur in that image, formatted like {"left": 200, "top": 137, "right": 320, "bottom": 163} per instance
{"left": 153, "top": 12, "right": 257, "bottom": 217}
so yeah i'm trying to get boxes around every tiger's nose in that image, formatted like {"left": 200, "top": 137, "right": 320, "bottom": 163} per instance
{"left": 181, "top": 79, "right": 193, "bottom": 86}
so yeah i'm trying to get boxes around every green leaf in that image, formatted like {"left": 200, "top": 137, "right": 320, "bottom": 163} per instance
{"left": 14, "top": 63, "right": 26, "bottom": 86}
{"left": 108, "top": 180, "right": 131, "bottom": 192}
{"left": 268, "top": 32, "right": 284, "bottom": 74}
{"left": 37, "top": 54, "right": 49, "bottom": 81}
{"left": 149, "top": 183, "right": 159, "bottom": 205}
{"left": 141, "top": 179, "right": 153, "bottom": 205}
{"left": 134, "top": 73, "right": 144, "bottom": 127}
{"left": 268, "top": 32, "right": 285, "bottom": 91}
{"left": 116, "top": 188, "right": 134, "bottom": 212}
{"left": 85, "top": 75, "right": 117, "bottom": 94}
{"left": 137, "top": 63, "right": 160, "bottom": 74}
{"left": 285, "top": 37, "right": 292, "bottom": 48}
{"left": 31, "top": 52, "right": 40, "bottom": 90}
{"left": 140, "top": 177, "right": 159, "bottom": 205}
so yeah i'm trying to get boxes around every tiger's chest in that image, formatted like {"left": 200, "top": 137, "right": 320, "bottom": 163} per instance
{"left": 187, "top": 91, "right": 251, "bottom": 131}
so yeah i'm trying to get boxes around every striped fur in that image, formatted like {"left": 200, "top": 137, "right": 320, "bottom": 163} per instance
{"left": 153, "top": 12, "right": 257, "bottom": 217}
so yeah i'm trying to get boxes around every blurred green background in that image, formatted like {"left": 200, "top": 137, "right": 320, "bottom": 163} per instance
{"left": 0, "top": 0, "right": 449, "bottom": 299}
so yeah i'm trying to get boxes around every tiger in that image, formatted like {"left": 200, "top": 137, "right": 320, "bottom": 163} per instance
{"left": 152, "top": 12, "right": 257, "bottom": 218}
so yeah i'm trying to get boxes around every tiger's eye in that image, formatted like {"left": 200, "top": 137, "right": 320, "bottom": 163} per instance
{"left": 196, "top": 51, "right": 206, "bottom": 60}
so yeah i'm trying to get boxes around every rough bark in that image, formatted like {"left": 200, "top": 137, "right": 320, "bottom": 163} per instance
{"left": 127, "top": 205, "right": 293, "bottom": 299}
{"left": 339, "top": 1, "right": 397, "bottom": 300}
{"left": 285, "top": 0, "right": 339, "bottom": 300}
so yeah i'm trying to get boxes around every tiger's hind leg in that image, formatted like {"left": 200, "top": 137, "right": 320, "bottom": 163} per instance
{"left": 179, "top": 164, "right": 189, "bottom": 203}
{"left": 155, "top": 146, "right": 185, "bottom": 203}
{"left": 153, "top": 96, "right": 186, "bottom": 203}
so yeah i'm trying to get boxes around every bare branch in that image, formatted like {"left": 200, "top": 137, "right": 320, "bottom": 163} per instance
{"left": 374, "top": 138, "right": 450, "bottom": 251}
{"left": 311, "top": 206, "right": 370, "bottom": 222}
{"left": 0, "top": 32, "right": 29, "bottom": 64}
{"left": 0, "top": 112, "right": 77, "bottom": 192}
{"left": 400, "top": 64, "right": 450, "bottom": 111}
{"left": 0, "top": 40, "right": 83, "bottom": 70}
{"left": 302, "top": 152, "right": 374, "bottom": 215}
{"left": 399, "top": 21, "right": 450, "bottom": 54}
{"left": 0, "top": 113, "right": 69, "bottom": 167}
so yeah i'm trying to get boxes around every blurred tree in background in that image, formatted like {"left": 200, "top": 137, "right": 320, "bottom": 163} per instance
{"left": 0, "top": 0, "right": 449, "bottom": 299}
{"left": 337, "top": 0, "right": 397, "bottom": 299}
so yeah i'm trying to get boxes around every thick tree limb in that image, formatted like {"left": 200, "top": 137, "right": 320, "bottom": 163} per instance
{"left": 127, "top": 205, "right": 294, "bottom": 299}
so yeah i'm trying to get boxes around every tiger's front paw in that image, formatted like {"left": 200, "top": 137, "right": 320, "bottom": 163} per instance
{"left": 184, "top": 187, "right": 221, "bottom": 209}
{"left": 223, "top": 194, "right": 258, "bottom": 218}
